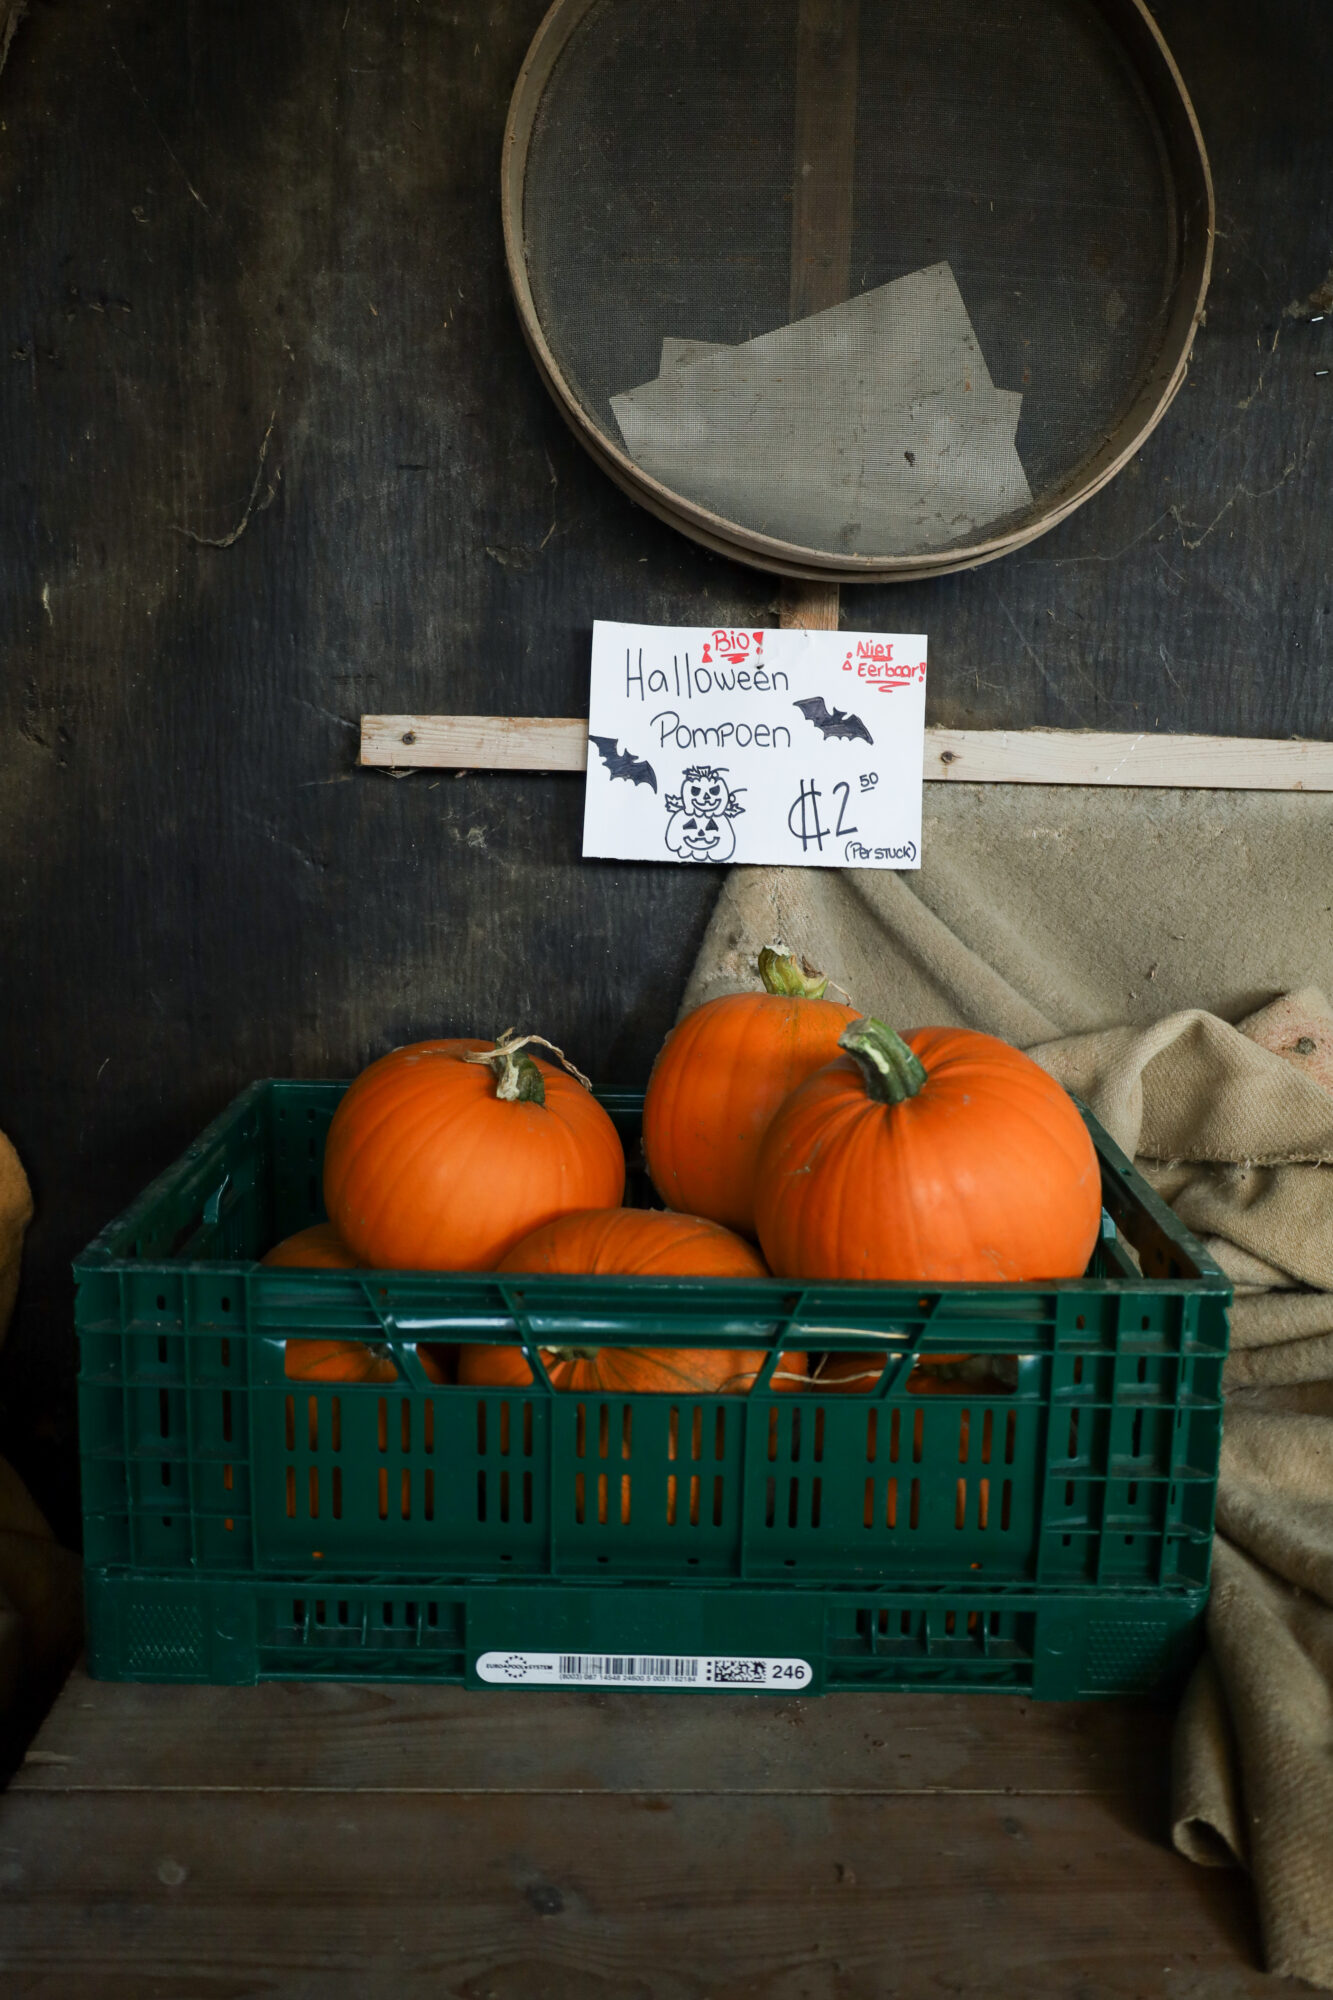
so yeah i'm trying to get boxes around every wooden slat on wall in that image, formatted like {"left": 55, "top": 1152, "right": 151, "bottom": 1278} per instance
{"left": 365, "top": 714, "right": 590, "bottom": 772}
{"left": 360, "top": 715, "right": 1333, "bottom": 790}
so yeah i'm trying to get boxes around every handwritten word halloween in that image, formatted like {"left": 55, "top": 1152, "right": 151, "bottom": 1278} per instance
{"left": 627, "top": 650, "right": 789, "bottom": 702}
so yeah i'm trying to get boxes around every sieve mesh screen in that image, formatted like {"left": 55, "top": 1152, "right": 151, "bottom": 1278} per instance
{"left": 518, "top": 0, "right": 1191, "bottom": 568}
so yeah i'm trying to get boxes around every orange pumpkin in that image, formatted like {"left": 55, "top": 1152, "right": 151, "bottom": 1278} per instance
{"left": 458, "top": 1342, "right": 807, "bottom": 1395}
{"left": 282, "top": 1340, "right": 397, "bottom": 1384}
{"left": 263, "top": 1225, "right": 447, "bottom": 1385}
{"left": 283, "top": 1341, "right": 447, "bottom": 1387}
{"left": 322, "top": 1033, "right": 625, "bottom": 1271}
{"left": 498, "top": 1207, "right": 771, "bottom": 1279}
{"left": 643, "top": 947, "right": 859, "bottom": 1237}
{"left": 458, "top": 1207, "right": 804, "bottom": 1392}
{"left": 263, "top": 1223, "right": 358, "bottom": 1269}
{"left": 755, "top": 1017, "right": 1103, "bottom": 1284}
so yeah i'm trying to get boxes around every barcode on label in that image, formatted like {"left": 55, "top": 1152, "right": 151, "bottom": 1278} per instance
{"left": 559, "top": 1654, "right": 700, "bottom": 1681}
{"left": 474, "top": 1650, "right": 813, "bottom": 1689}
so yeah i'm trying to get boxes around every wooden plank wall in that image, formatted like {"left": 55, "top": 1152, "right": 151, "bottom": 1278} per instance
{"left": 0, "top": 0, "right": 1330, "bottom": 1536}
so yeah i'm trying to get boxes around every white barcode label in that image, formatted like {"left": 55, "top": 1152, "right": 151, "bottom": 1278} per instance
{"left": 475, "top": 1650, "right": 812, "bottom": 1689}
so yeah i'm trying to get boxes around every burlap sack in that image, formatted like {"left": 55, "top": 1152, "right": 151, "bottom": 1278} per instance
{"left": 0, "top": 1130, "right": 30, "bottom": 1352}
{"left": 685, "top": 785, "right": 1333, "bottom": 1990}
{"left": 0, "top": 1129, "right": 82, "bottom": 1725}
{"left": 683, "top": 788, "right": 1333, "bottom": 1038}
{"left": 0, "top": 1131, "right": 33, "bottom": 1710}
{"left": 1027, "top": 998, "right": 1333, "bottom": 1986}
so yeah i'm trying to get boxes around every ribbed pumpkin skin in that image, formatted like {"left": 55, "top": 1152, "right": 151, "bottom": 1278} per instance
{"left": 323, "top": 1039, "right": 625, "bottom": 1271}
{"left": 643, "top": 990, "right": 859, "bottom": 1236}
{"left": 263, "top": 1223, "right": 358, "bottom": 1270}
{"left": 755, "top": 1027, "right": 1103, "bottom": 1284}
{"left": 498, "top": 1207, "right": 771, "bottom": 1280}
{"left": 458, "top": 1209, "right": 800, "bottom": 1391}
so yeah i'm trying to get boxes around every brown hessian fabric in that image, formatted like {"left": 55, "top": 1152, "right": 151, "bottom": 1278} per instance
{"left": 686, "top": 785, "right": 1333, "bottom": 1989}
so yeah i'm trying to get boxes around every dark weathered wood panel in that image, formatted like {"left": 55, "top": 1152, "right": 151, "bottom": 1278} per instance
{"left": 11, "top": 1666, "right": 1169, "bottom": 1798}
{"left": 0, "top": 0, "right": 745, "bottom": 1535}
{"left": 0, "top": 0, "right": 1330, "bottom": 1542}
{"left": 856, "top": 1, "right": 1333, "bottom": 732}
{"left": 0, "top": 1788, "right": 1291, "bottom": 1998}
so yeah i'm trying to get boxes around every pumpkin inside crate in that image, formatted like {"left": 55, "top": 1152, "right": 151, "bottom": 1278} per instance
{"left": 73, "top": 1079, "right": 1229, "bottom": 1696}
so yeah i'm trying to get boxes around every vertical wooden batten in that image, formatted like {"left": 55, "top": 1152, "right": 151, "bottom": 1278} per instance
{"left": 780, "top": 0, "right": 860, "bottom": 632}
{"left": 779, "top": 580, "right": 841, "bottom": 630}
{"left": 789, "top": 0, "right": 860, "bottom": 324}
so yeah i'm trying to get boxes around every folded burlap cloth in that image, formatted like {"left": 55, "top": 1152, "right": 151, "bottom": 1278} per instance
{"left": 0, "top": 1129, "right": 81, "bottom": 1735}
{"left": 683, "top": 785, "right": 1333, "bottom": 1990}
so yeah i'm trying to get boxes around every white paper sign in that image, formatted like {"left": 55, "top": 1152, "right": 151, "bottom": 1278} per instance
{"left": 582, "top": 621, "right": 926, "bottom": 870}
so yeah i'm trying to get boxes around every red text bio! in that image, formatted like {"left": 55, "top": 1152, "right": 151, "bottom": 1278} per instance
{"left": 702, "top": 628, "right": 765, "bottom": 667}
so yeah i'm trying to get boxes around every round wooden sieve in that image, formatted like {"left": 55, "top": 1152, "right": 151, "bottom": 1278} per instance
{"left": 503, "top": 0, "right": 1212, "bottom": 582}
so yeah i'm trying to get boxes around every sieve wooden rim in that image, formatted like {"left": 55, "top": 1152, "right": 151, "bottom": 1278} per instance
{"left": 502, "top": 0, "right": 1214, "bottom": 584}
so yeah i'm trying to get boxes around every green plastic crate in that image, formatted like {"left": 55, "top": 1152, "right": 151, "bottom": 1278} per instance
{"left": 75, "top": 1081, "right": 1231, "bottom": 1697}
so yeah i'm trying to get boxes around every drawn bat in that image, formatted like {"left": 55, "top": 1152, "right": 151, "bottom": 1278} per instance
{"left": 589, "top": 736, "right": 657, "bottom": 791}
{"left": 793, "top": 696, "right": 874, "bottom": 746}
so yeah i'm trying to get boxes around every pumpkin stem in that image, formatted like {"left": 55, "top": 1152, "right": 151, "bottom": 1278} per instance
{"left": 839, "top": 1016, "right": 928, "bottom": 1105}
{"left": 757, "top": 944, "right": 831, "bottom": 1000}
{"left": 486, "top": 1048, "right": 546, "bottom": 1103}
{"left": 463, "top": 1029, "right": 594, "bottom": 1103}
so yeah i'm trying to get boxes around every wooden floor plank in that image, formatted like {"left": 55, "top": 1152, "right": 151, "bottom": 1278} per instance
{"left": 13, "top": 1666, "right": 1172, "bottom": 1799}
{"left": 0, "top": 1790, "right": 1295, "bottom": 1999}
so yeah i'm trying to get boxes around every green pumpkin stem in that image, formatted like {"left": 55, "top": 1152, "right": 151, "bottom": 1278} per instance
{"left": 839, "top": 1016, "right": 928, "bottom": 1105}
{"left": 463, "top": 1029, "right": 593, "bottom": 1104}
{"left": 490, "top": 1049, "right": 546, "bottom": 1104}
{"left": 757, "top": 944, "right": 831, "bottom": 1000}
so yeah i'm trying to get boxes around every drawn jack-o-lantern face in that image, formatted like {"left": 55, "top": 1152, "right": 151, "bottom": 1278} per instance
{"left": 665, "top": 765, "right": 741, "bottom": 864}
{"left": 683, "top": 773, "right": 727, "bottom": 817}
